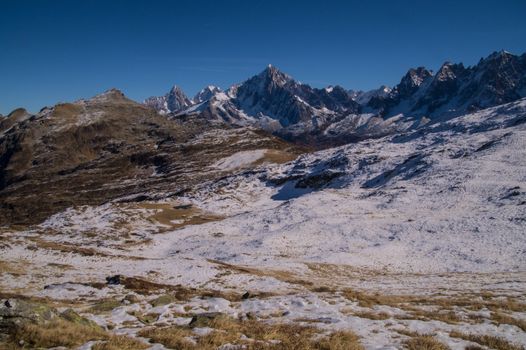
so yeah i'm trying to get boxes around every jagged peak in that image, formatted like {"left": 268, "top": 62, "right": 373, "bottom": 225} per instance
{"left": 193, "top": 85, "right": 222, "bottom": 103}
{"left": 257, "top": 64, "right": 293, "bottom": 85}
{"left": 435, "top": 61, "right": 465, "bottom": 82}
{"left": 398, "top": 66, "right": 433, "bottom": 92}
{"left": 168, "top": 85, "right": 187, "bottom": 95}
{"left": 479, "top": 50, "right": 516, "bottom": 66}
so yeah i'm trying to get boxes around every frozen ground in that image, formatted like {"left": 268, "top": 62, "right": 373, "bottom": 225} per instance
{"left": 1, "top": 99, "right": 526, "bottom": 349}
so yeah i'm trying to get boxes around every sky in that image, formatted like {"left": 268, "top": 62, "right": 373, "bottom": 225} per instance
{"left": 1, "top": 0, "right": 525, "bottom": 115}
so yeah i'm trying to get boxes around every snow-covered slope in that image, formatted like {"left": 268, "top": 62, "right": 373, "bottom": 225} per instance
{"left": 179, "top": 97, "right": 526, "bottom": 273}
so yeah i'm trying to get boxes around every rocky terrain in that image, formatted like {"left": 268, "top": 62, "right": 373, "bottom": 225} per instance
{"left": 0, "top": 50, "right": 525, "bottom": 349}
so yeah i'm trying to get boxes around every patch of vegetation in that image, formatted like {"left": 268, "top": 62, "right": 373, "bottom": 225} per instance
{"left": 449, "top": 330, "right": 524, "bottom": 350}
{"left": 91, "top": 335, "right": 149, "bottom": 350}
{"left": 8, "top": 317, "right": 107, "bottom": 348}
{"left": 89, "top": 299, "right": 122, "bottom": 313}
{"left": 490, "top": 312, "right": 526, "bottom": 331}
{"left": 396, "top": 309, "right": 460, "bottom": 324}
{"left": 139, "top": 315, "right": 364, "bottom": 350}
{"left": 209, "top": 259, "right": 314, "bottom": 288}
{"left": 403, "top": 334, "right": 450, "bottom": 350}
{"left": 342, "top": 289, "right": 526, "bottom": 315}
{"left": 352, "top": 310, "right": 391, "bottom": 320}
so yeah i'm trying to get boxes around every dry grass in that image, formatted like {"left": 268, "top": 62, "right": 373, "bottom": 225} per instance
{"left": 403, "top": 334, "right": 450, "bottom": 350}
{"left": 209, "top": 259, "right": 314, "bottom": 288}
{"left": 118, "top": 276, "right": 243, "bottom": 302}
{"left": 0, "top": 260, "right": 27, "bottom": 276}
{"left": 9, "top": 318, "right": 107, "bottom": 348}
{"left": 138, "top": 202, "right": 223, "bottom": 231}
{"left": 352, "top": 310, "right": 391, "bottom": 320}
{"left": 139, "top": 315, "right": 364, "bottom": 350}
{"left": 342, "top": 288, "right": 526, "bottom": 315}
{"left": 91, "top": 335, "right": 149, "bottom": 350}
{"left": 449, "top": 330, "right": 524, "bottom": 350}
{"left": 28, "top": 237, "right": 145, "bottom": 260}
{"left": 88, "top": 299, "right": 122, "bottom": 313}
{"left": 396, "top": 309, "right": 461, "bottom": 324}
{"left": 255, "top": 149, "right": 298, "bottom": 165}
{"left": 138, "top": 326, "right": 195, "bottom": 349}
{"left": 491, "top": 312, "right": 526, "bottom": 331}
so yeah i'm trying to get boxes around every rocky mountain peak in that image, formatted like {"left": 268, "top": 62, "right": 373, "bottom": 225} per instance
{"left": 144, "top": 85, "right": 191, "bottom": 114}
{"left": 433, "top": 62, "right": 467, "bottom": 83}
{"left": 257, "top": 65, "right": 293, "bottom": 87}
{"left": 193, "top": 85, "right": 222, "bottom": 104}
{"left": 484, "top": 50, "right": 513, "bottom": 63}
{"left": 397, "top": 67, "right": 433, "bottom": 97}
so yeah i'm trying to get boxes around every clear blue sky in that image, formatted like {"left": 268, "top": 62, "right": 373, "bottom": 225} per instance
{"left": 1, "top": 0, "right": 525, "bottom": 114}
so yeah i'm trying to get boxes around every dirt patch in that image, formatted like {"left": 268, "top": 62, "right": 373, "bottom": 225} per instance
{"left": 137, "top": 202, "right": 223, "bottom": 231}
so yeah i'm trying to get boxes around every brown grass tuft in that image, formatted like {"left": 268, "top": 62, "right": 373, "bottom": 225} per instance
{"left": 91, "top": 335, "right": 149, "bottom": 350}
{"left": 403, "top": 334, "right": 450, "bottom": 350}
{"left": 139, "top": 316, "right": 364, "bottom": 350}
{"left": 10, "top": 318, "right": 107, "bottom": 348}
{"left": 491, "top": 312, "right": 526, "bottom": 331}
{"left": 449, "top": 330, "right": 524, "bottom": 350}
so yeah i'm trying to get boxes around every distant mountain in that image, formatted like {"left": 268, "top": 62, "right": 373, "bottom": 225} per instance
{"left": 146, "top": 65, "right": 362, "bottom": 140}
{"left": 144, "top": 51, "right": 526, "bottom": 144}
{"left": 193, "top": 85, "right": 222, "bottom": 104}
{"left": 367, "top": 50, "right": 526, "bottom": 119}
{"left": 349, "top": 85, "right": 392, "bottom": 105}
{"left": 144, "top": 85, "right": 192, "bottom": 114}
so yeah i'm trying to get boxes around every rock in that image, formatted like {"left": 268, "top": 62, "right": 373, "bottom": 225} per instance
{"left": 189, "top": 312, "right": 229, "bottom": 328}
{"left": 174, "top": 204, "right": 193, "bottom": 210}
{"left": 241, "top": 292, "right": 251, "bottom": 300}
{"left": 295, "top": 170, "right": 344, "bottom": 189}
{"left": 123, "top": 294, "right": 140, "bottom": 304}
{"left": 0, "top": 298, "right": 57, "bottom": 336}
{"left": 106, "top": 275, "right": 122, "bottom": 285}
{"left": 60, "top": 309, "right": 100, "bottom": 329}
{"left": 149, "top": 294, "right": 176, "bottom": 307}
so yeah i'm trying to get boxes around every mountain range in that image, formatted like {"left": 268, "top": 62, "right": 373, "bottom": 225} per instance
{"left": 144, "top": 50, "right": 526, "bottom": 143}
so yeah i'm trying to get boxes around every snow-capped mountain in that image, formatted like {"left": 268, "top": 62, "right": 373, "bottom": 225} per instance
{"left": 368, "top": 50, "right": 526, "bottom": 119}
{"left": 349, "top": 85, "right": 392, "bottom": 105}
{"left": 145, "top": 51, "right": 526, "bottom": 144}
{"left": 147, "top": 65, "right": 361, "bottom": 138}
{"left": 143, "top": 85, "right": 192, "bottom": 114}
{"left": 192, "top": 85, "right": 222, "bottom": 104}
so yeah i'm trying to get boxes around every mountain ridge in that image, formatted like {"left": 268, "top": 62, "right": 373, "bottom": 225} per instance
{"left": 143, "top": 50, "right": 526, "bottom": 144}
